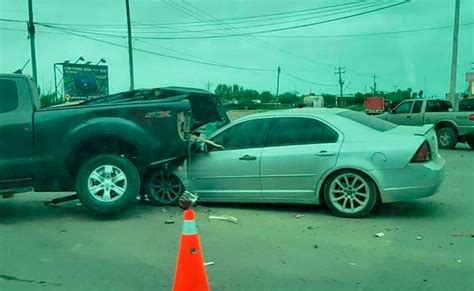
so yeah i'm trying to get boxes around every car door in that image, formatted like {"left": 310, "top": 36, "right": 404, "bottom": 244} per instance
{"left": 0, "top": 78, "right": 34, "bottom": 186}
{"left": 187, "top": 118, "right": 270, "bottom": 200}
{"left": 260, "top": 117, "right": 341, "bottom": 199}
{"left": 386, "top": 100, "right": 414, "bottom": 125}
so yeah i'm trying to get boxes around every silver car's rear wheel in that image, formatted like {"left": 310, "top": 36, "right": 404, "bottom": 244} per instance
{"left": 324, "top": 171, "right": 377, "bottom": 218}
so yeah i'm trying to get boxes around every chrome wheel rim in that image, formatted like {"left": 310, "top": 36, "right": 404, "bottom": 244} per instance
{"left": 149, "top": 172, "right": 183, "bottom": 203}
{"left": 88, "top": 165, "right": 127, "bottom": 202}
{"left": 329, "top": 173, "right": 370, "bottom": 214}
{"left": 439, "top": 132, "right": 451, "bottom": 146}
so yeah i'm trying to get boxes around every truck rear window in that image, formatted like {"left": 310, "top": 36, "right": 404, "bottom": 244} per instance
{"left": 0, "top": 79, "right": 19, "bottom": 113}
{"left": 337, "top": 110, "right": 397, "bottom": 132}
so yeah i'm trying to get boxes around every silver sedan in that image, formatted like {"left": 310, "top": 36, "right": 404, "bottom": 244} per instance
{"left": 175, "top": 108, "right": 445, "bottom": 218}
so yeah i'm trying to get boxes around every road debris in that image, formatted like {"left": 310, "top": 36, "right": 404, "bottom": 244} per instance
{"left": 457, "top": 259, "right": 462, "bottom": 263}
{"left": 349, "top": 263, "right": 357, "bottom": 266}
{"left": 293, "top": 214, "right": 305, "bottom": 219}
{"left": 204, "top": 262, "right": 215, "bottom": 267}
{"left": 164, "top": 220, "right": 175, "bottom": 224}
{"left": 452, "top": 232, "right": 474, "bottom": 238}
{"left": 313, "top": 244, "right": 318, "bottom": 249}
{"left": 208, "top": 215, "right": 238, "bottom": 224}
{"left": 416, "top": 235, "right": 423, "bottom": 240}
{"left": 374, "top": 232, "right": 385, "bottom": 238}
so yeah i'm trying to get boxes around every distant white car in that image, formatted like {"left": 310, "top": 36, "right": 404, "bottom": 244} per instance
{"left": 149, "top": 108, "right": 446, "bottom": 218}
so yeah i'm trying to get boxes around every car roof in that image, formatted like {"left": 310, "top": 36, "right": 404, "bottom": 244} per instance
{"left": 238, "top": 108, "right": 348, "bottom": 121}
{"left": 159, "top": 86, "right": 212, "bottom": 95}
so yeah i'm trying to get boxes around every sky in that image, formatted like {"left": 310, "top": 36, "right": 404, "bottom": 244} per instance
{"left": 0, "top": 0, "right": 473, "bottom": 97}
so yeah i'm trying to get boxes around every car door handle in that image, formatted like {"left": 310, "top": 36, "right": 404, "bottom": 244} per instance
{"left": 315, "top": 150, "right": 336, "bottom": 157}
{"left": 239, "top": 155, "right": 257, "bottom": 161}
{"left": 406, "top": 116, "right": 411, "bottom": 118}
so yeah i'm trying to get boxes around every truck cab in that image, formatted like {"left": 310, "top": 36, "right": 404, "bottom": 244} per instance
{"left": 0, "top": 75, "right": 38, "bottom": 188}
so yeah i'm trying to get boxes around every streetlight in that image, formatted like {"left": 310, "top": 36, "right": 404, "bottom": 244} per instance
{"left": 96, "top": 58, "right": 106, "bottom": 65}
{"left": 74, "top": 56, "right": 85, "bottom": 64}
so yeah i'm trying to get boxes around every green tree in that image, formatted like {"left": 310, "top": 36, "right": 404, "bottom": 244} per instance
{"left": 354, "top": 92, "right": 365, "bottom": 105}
{"left": 278, "top": 92, "right": 298, "bottom": 104}
{"left": 418, "top": 90, "right": 424, "bottom": 99}
{"left": 260, "top": 91, "right": 274, "bottom": 102}
{"left": 214, "top": 84, "right": 232, "bottom": 100}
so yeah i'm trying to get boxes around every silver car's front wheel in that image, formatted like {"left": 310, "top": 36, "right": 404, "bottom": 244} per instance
{"left": 324, "top": 171, "right": 377, "bottom": 218}
{"left": 145, "top": 171, "right": 184, "bottom": 206}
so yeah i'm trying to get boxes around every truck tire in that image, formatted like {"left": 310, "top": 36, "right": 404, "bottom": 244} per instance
{"left": 467, "top": 137, "right": 474, "bottom": 150}
{"left": 145, "top": 171, "right": 184, "bottom": 206}
{"left": 437, "top": 127, "right": 458, "bottom": 150}
{"left": 76, "top": 154, "right": 140, "bottom": 215}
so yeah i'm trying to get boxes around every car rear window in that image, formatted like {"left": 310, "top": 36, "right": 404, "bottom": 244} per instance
{"left": 337, "top": 110, "right": 397, "bottom": 132}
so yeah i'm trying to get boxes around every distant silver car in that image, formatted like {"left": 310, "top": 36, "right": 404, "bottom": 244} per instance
{"left": 181, "top": 108, "right": 445, "bottom": 218}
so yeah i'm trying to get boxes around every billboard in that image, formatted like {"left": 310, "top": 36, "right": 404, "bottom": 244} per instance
{"left": 63, "top": 63, "right": 109, "bottom": 99}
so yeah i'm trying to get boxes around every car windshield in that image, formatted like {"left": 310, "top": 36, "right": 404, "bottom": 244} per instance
{"left": 337, "top": 110, "right": 398, "bottom": 132}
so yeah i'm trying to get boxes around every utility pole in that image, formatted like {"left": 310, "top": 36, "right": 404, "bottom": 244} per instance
{"left": 334, "top": 67, "right": 345, "bottom": 107}
{"left": 372, "top": 74, "right": 378, "bottom": 94}
{"left": 125, "top": 0, "right": 135, "bottom": 90}
{"left": 205, "top": 81, "right": 213, "bottom": 92}
{"left": 449, "top": 0, "right": 461, "bottom": 106}
{"left": 27, "top": 0, "right": 37, "bottom": 84}
{"left": 424, "top": 75, "right": 427, "bottom": 96}
{"left": 276, "top": 66, "right": 281, "bottom": 101}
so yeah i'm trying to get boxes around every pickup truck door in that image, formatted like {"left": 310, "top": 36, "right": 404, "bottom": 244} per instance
{"left": 0, "top": 78, "right": 34, "bottom": 186}
{"left": 386, "top": 100, "right": 414, "bottom": 125}
{"left": 407, "top": 100, "right": 425, "bottom": 126}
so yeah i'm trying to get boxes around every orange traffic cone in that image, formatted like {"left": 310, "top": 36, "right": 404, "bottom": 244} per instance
{"left": 173, "top": 209, "right": 210, "bottom": 291}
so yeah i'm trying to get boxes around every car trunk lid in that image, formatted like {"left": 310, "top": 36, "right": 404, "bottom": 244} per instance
{"left": 387, "top": 125, "right": 438, "bottom": 153}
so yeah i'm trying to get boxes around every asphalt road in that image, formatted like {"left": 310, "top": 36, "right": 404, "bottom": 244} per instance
{"left": 1, "top": 145, "right": 473, "bottom": 291}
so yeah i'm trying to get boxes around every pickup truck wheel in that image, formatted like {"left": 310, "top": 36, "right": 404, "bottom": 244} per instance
{"left": 324, "top": 171, "right": 377, "bottom": 218}
{"left": 145, "top": 171, "right": 184, "bottom": 206}
{"left": 437, "top": 127, "right": 458, "bottom": 149}
{"left": 76, "top": 154, "right": 140, "bottom": 215}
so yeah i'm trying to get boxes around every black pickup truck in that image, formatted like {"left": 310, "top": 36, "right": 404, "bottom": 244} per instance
{"left": 0, "top": 74, "right": 228, "bottom": 214}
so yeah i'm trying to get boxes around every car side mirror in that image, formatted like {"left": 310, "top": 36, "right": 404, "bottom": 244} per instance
{"left": 390, "top": 109, "right": 395, "bottom": 114}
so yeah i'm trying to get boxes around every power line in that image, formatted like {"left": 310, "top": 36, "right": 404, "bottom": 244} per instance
{"left": 0, "top": 26, "right": 68, "bottom": 35}
{"left": 143, "top": 1, "right": 380, "bottom": 34}
{"left": 41, "top": 24, "right": 273, "bottom": 72}
{"left": 21, "top": 1, "right": 409, "bottom": 40}
{"left": 126, "top": 1, "right": 410, "bottom": 39}
{"left": 25, "top": 1, "right": 371, "bottom": 29}
{"left": 282, "top": 72, "right": 338, "bottom": 87}
{"left": 179, "top": 1, "right": 340, "bottom": 69}
{"left": 257, "top": 22, "right": 474, "bottom": 38}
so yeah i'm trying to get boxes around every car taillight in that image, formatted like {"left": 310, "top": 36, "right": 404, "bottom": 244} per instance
{"left": 411, "top": 141, "right": 431, "bottom": 163}
{"left": 469, "top": 114, "right": 474, "bottom": 121}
